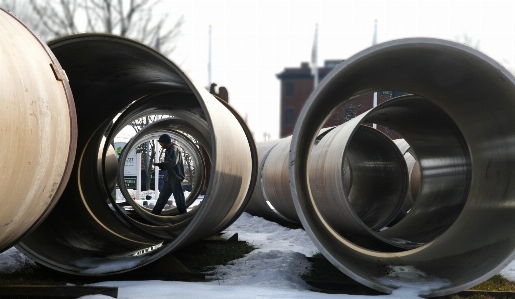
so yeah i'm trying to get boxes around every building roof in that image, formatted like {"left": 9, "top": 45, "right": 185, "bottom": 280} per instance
{"left": 276, "top": 60, "right": 344, "bottom": 80}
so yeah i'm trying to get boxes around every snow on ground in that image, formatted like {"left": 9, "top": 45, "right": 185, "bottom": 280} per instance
{"left": 500, "top": 260, "right": 515, "bottom": 281}
{"left": 1, "top": 212, "right": 515, "bottom": 298}
{"left": 222, "top": 212, "right": 319, "bottom": 257}
{"left": 0, "top": 247, "right": 35, "bottom": 274}
{"left": 86, "top": 280, "right": 434, "bottom": 299}
{"left": 116, "top": 189, "right": 195, "bottom": 208}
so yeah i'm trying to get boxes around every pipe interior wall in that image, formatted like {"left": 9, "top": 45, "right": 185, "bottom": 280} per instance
{"left": 309, "top": 123, "right": 408, "bottom": 243}
{"left": 392, "top": 139, "right": 418, "bottom": 223}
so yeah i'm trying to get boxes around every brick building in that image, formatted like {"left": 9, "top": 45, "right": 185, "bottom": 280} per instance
{"left": 276, "top": 60, "right": 403, "bottom": 138}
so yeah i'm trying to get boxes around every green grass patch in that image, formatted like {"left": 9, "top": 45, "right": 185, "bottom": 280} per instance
{"left": 0, "top": 236, "right": 256, "bottom": 286}
{"left": 0, "top": 266, "right": 84, "bottom": 286}
{"left": 451, "top": 295, "right": 497, "bottom": 299}
{"left": 301, "top": 253, "right": 351, "bottom": 283}
{"left": 301, "top": 253, "right": 384, "bottom": 295}
{"left": 3, "top": 237, "right": 515, "bottom": 299}
{"left": 302, "top": 255, "right": 515, "bottom": 297}
{"left": 173, "top": 237, "right": 256, "bottom": 273}
{"left": 471, "top": 275, "right": 515, "bottom": 292}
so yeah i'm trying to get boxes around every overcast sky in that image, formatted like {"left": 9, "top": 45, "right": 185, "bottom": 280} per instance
{"left": 159, "top": 1, "right": 514, "bottom": 142}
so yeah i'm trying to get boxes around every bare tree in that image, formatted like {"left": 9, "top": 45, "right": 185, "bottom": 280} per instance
{"left": 455, "top": 33, "right": 480, "bottom": 50}
{"left": 129, "top": 115, "right": 195, "bottom": 192}
{"left": 130, "top": 115, "right": 159, "bottom": 191}
{"left": 1, "top": 0, "right": 183, "bottom": 55}
{"left": 502, "top": 59, "right": 515, "bottom": 76}
{"left": 1, "top": 1, "right": 28, "bottom": 21}
{"left": 183, "top": 151, "right": 194, "bottom": 189}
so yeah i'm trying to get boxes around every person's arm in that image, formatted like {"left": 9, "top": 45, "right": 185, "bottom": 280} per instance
{"left": 152, "top": 146, "right": 177, "bottom": 169}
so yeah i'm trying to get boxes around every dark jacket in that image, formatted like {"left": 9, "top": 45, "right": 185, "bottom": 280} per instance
{"left": 156, "top": 142, "right": 185, "bottom": 182}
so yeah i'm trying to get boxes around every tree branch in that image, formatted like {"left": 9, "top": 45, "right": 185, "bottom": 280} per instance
{"left": 16, "top": 0, "right": 183, "bottom": 54}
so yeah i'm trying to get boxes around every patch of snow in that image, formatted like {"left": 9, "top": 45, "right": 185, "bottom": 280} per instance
{"left": 71, "top": 256, "right": 147, "bottom": 275}
{"left": 207, "top": 250, "right": 311, "bottom": 290}
{"left": 500, "top": 259, "right": 515, "bottom": 281}
{"left": 375, "top": 266, "right": 451, "bottom": 297}
{"left": 0, "top": 247, "right": 35, "bottom": 274}
{"left": 222, "top": 213, "right": 319, "bottom": 257}
{"left": 3, "top": 212, "right": 515, "bottom": 298}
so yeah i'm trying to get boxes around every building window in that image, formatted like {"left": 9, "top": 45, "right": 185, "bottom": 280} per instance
{"left": 345, "top": 106, "right": 355, "bottom": 121}
{"left": 285, "top": 81, "right": 295, "bottom": 97}
{"left": 391, "top": 91, "right": 405, "bottom": 98}
{"left": 285, "top": 108, "right": 295, "bottom": 126}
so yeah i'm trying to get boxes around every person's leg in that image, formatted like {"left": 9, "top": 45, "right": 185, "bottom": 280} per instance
{"left": 171, "top": 180, "right": 187, "bottom": 214}
{"left": 152, "top": 182, "right": 173, "bottom": 215}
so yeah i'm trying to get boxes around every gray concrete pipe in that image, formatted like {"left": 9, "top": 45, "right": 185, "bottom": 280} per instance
{"left": 258, "top": 136, "right": 300, "bottom": 222}
{"left": 114, "top": 116, "right": 208, "bottom": 230}
{"left": 290, "top": 38, "right": 515, "bottom": 296}
{"left": 111, "top": 100, "right": 211, "bottom": 219}
{"left": 309, "top": 123, "right": 408, "bottom": 246}
{"left": 246, "top": 125, "right": 408, "bottom": 230}
{"left": 0, "top": 9, "right": 77, "bottom": 253}
{"left": 16, "top": 34, "right": 257, "bottom": 275}
{"left": 244, "top": 139, "right": 294, "bottom": 223}
{"left": 308, "top": 96, "right": 467, "bottom": 250}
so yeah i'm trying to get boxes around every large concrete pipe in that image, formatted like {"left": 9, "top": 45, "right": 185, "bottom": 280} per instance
{"left": 0, "top": 9, "right": 77, "bottom": 253}
{"left": 257, "top": 136, "right": 300, "bottom": 222}
{"left": 245, "top": 139, "right": 292, "bottom": 223}
{"left": 246, "top": 125, "right": 407, "bottom": 230}
{"left": 308, "top": 96, "right": 467, "bottom": 250}
{"left": 309, "top": 123, "right": 408, "bottom": 246}
{"left": 114, "top": 116, "right": 209, "bottom": 227}
{"left": 290, "top": 38, "right": 515, "bottom": 296}
{"left": 16, "top": 34, "right": 257, "bottom": 274}
{"left": 110, "top": 97, "right": 211, "bottom": 218}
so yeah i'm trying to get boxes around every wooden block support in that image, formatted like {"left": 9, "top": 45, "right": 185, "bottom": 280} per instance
{"left": 0, "top": 285, "right": 118, "bottom": 298}
{"left": 142, "top": 253, "right": 192, "bottom": 275}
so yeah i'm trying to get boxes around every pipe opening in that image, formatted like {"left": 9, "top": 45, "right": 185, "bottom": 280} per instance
{"left": 107, "top": 101, "right": 210, "bottom": 224}
{"left": 308, "top": 94, "right": 472, "bottom": 251}
{"left": 310, "top": 119, "right": 409, "bottom": 251}
{"left": 17, "top": 34, "right": 256, "bottom": 275}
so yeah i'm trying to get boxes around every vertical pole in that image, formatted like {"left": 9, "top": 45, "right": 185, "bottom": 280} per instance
{"left": 372, "top": 20, "right": 378, "bottom": 129}
{"left": 373, "top": 92, "right": 377, "bottom": 129}
{"left": 155, "top": 25, "right": 160, "bottom": 51}
{"left": 372, "top": 19, "right": 377, "bottom": 46}
{"left": 154, "top": 139, "right": 160, "bottom": 198}
{"left": 208, "top": 25, "right": 212, "bottom": 88}
{"left": 136, "top": 150, "right": 142, "bottom": 201}
{"left": 312, "top": 24, "right": 319, "bottom": 89}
